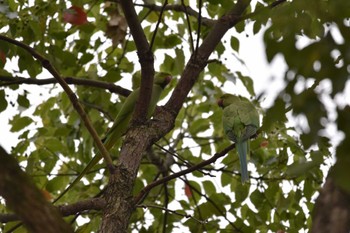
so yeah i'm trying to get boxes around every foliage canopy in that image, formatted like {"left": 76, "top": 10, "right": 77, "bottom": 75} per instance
{"left": 0, "top": 0, "right": 350, "bottom": 232}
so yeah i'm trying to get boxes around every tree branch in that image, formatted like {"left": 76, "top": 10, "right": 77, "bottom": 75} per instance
{"left": 0, "top": 35, "right": 114, "bottom": 170}
{"left": 311, "top": 176, "right": 350, "bottom": 233}
{"left": 181, "top": 177, "right": 240, "bottom": 231}
{"left": 0, "top": 146, "right": 74, "bottom": 233}
{"left": 149, "top": 0, "right": 168, "bottom": 50}
{"left": 0, "top": 197, "right": 106, "bottom": 223}
{"left": 181, "top": 0, "right": 195, "bottom": 52}
{"left": 0, "top": 75, "right": 131, "bottom": 96}
{"left": 134, "top": 143, "right": 236, "bottom": 204}
{"left": 120, "top": 0, "right": 155, "bottom": 124}
{"left": 137, "top": 204, "right": 206, "bottom": 224}
{"left": 194, "top": 0, "right": 203, "bottom": 58}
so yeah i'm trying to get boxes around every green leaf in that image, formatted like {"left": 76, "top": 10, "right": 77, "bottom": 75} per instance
{"left": 45, "top": 137, "right": 65, "bottom": 152}
{"left": 189, "top": 118, "right": 209, "bottom": 135}
{"left": 46, "top": 176, "right": 69, "bottom": 194}
{"left": 265, "top": 182, "right": 279, "bottom": 205}
{"left": 163, "top": 35, "right": 181, "bottom": 48}
{"left": 221, "top": 171, "right": 232, "bottom": 187}
{"left": 285, "top": 160, "right": 321, "bottom": 177}
{"left": 231, "top": 181, "right": 249, "bottom": 203}
{"left": 262, "top": 98, "right": 288, "bottom": 131}
{"left": 198, "top": 194, "right": 227, "bottom": 219}
{"left": 0, "top": 90, "right": 8, "bottom": 112}
{"left": 10, "top": 115, "right": 33, "bottom": 132}
{"left": 80, "top": 53, "right": 94, "bottom": 65}
{"left": 104, "top": 69, "right": 122, "bottom": 82}
{"left": 173, "top": 48, "right": 184, "bottom": 75}
{"left": 236, "top": 72, "right": 255, "bottom": 96}
{"left": 250, "top": 189, "right": 265, "bottom": 210}
{"left": 17, "top": 93, "right": 30, "bottom": 108}
{"left": 230, "top": 36, "right": 240, "bottom": 51}
{"left": 202, "top": 180, "right": 216, "bottom": 196}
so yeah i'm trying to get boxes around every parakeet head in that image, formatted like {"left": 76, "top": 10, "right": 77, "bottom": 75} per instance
{"left": 154, "top": 72, "right": 172, "bottom": 88}
{"left": 217, "top": 94, "right": 242, "bottom": 108}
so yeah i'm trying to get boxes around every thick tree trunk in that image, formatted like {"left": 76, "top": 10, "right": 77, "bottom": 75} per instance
{"left": 311, "top": 176, "right": 350, "bottom": 233}
{"left": 0, "top": 146, "right": 74, "bottom": 233}
{"left": 100, "top": 165, "right": 135, "bottom": 232}
{"left": 99, "top": 123, "right": 164, "bottom": 232}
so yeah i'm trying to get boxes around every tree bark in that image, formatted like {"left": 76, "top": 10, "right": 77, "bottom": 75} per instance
{"left": 311, "top": 176, "right": 350, "bottom": 233}
{"left": 0, "top": 146, "right": 74, "bottom": 233}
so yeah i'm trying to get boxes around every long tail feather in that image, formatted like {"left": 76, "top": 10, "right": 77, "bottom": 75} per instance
{"left": 236, "top": 140, "right": 248, "bottom": 183}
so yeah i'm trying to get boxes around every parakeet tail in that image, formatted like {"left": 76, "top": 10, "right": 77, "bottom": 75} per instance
{"left": 236, "top": 140, "right": 249, "bottom": 183}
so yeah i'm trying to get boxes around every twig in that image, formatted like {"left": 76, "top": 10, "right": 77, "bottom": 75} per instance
{"left": 134, "top": 3, "right": 216, "bottom": 26}
{"left": 134, "top": 143, "right": 236, "bottom": 204}
{"left": 183, "top": 176, "right": 208, "bottom": 231}
{"left": 181, "top": 0, "right": 194, "bottom": 52}
{"left": 181, "top": 177, "right": 240, "bottom": 231}
{"left": 154, "top": 142, "right": 214, "bottom": 177}
{"left": 149, "top": 0, "right": 168, "bottom": 51}
{"left": 241, "top": 0, "right": 287, "bottom": 21}
{"left": 138, "top": 204, "right": 207, "bottom": 224}
{"left": 162, "top": 178, "right": 169, "bottom": 233}
{"left": 194, "top": 0, "right": 202, "bottom": 58}
{"left": 0, "top": 75, "right": 131, "bottom": 96}
{"left": 80, "top": 100, "right": 114, "bottom": 121}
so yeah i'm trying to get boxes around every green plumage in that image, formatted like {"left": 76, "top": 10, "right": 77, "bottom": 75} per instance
{"left": 54, "top": 72, "right": 172, "bottom": 202}
{"left": 103, "top": 72, "right": 171, "bottom": 150}
{"left": 218, "top": 94, "right": 260, "bottom": 183}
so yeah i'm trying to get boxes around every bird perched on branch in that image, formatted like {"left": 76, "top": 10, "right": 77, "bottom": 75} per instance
{"left": 54, "top": 72, "right": 172, "bottom": 202}
{"left": 218, "top": 94, "right": 260, "bottom": 183}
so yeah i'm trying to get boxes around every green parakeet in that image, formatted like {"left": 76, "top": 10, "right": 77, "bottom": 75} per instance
{"left": 218, "top": 94, "right": 260, "bottom": 183}
{"left": 54, "top": 72, "right": 172, "bottom": 202}
{"left": 102, "top": 72, "right": 172, "bottom": 150}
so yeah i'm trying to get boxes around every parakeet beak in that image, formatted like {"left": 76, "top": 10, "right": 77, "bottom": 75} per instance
{"left": 165, "top": 75, "right": 172, "bottom": 84}
{"left": 159, "top": 75, "right": 172, "bottom": 89}
{"left": 217, "top": 98, "right": 224, "bottom": 108}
